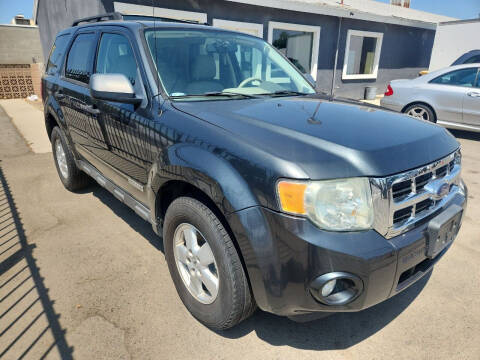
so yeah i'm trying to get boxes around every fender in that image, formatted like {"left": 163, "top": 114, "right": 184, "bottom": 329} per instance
{"left": 45, "top": 94, "right": 79, "bottom": 157}
{"left": 149, "top": 142, "right": 259, "bottom": 225}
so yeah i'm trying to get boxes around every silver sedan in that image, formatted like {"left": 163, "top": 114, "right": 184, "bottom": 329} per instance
{"left": 380, "top": 63, "right": 480, "bottom": 132}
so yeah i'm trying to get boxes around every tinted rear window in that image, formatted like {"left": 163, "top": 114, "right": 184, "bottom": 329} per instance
{"left": 464, "top": 55, "right": 480, "bottom": 64}
{"left": 46, "top": 34, "right": 70, "bottom": 75}
{"left": 65, "top": 33, "right": 97, "bottom": 84}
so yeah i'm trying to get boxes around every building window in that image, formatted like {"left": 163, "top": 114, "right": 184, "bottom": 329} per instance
{"left": 212, "top": 19, "right": 263, "bottom": 38}
{"left": 267, "top": 21, "right": 320, "bottom": 80}
{"left": 343, "top": 30, "right": 383, "bottom": 80}
{"left": 113, "top": 2, "right": 207, "bottom": 23}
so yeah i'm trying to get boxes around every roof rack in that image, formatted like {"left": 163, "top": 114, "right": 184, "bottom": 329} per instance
{"left": 122, "top": 14, "right": 210, "bottom": 26}
{"left": 72, "top": 12, "right": 123, "bottom": 27}
{"left": 71, "top": 12, "right": 210, "bottom": 27}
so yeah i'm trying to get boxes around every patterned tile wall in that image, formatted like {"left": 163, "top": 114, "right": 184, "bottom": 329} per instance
{"left": 0, "top": 64, "right": 35, "bottom": 99}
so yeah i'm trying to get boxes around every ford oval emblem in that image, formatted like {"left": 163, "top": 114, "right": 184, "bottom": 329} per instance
{"left": 425, "top": 180, "right": 450, "bottom": 200}
{"left": 437, "top": 182, "right": 450, "bottom": 198}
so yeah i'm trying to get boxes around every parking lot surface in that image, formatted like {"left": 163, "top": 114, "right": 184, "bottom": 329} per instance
{"left": 0, "top": 102, "right": 479, "bottom": 359}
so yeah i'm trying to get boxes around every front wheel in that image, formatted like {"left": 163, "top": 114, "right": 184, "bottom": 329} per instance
{"left": 163, "top": 197, "right": 255, "bottom": 330}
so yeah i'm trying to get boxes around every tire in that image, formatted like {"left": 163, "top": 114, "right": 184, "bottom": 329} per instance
{"left": 51, "top": 126, "right": 91, "bottom": 191}
{"left": 164, "top": 197, "right": 256, "bottom": 330}
{"left": 403, "top": 103, "right": 436, "bottom": 123}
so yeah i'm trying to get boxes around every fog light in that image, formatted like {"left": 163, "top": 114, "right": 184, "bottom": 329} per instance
{"left": 321, "top": 279, "right": 337, "bottom": 297}
{"left": 310, "top": 272, "right": 363, "bottom": 306}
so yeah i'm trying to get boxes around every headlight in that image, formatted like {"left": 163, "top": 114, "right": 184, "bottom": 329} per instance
{"left": 277, "top": 178, "right": 374, "bottom": 231}
{"left": 454, "top": 148, "right": 462, "bottom": 166}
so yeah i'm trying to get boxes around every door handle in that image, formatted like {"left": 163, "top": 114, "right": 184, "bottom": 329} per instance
{"left": 467, "top": 92, "right": 480, "bottom": 98}
{"left": 85, "top": 104, "right": 101, "bottom": 115}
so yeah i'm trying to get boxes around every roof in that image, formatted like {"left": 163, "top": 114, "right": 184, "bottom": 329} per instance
{"left": 439, "top": 17, "right": 480, "bottom": 26}
{"left": 226, "top": 0, "right": 457, "bottom": 29}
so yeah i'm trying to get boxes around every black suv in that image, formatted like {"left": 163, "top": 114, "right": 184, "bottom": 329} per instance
{"left": 42, "top": 13, "right": 467, "bottom": 330}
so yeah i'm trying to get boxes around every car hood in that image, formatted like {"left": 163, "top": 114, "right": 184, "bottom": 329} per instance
{"left": 172, "top": 95, "right": 459, "bottom": 179}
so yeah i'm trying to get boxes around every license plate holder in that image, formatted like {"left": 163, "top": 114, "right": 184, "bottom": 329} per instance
{"left": 425, "top": 205, "right": 463, "bottom": 259}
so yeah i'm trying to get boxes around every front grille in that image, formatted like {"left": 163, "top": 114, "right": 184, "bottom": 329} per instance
{"left": 415, "top": 172, "right": 433, "bottom": 192}
{"left": 435, "top": 164, "right": 448, "bottom": 178}
{"left": 393, "top": 206, "right": 413, "bottom": 223}
{"left": 415, "top": 198, "right": 433, "bottom": 214}
{"left": 392, "top": 160, "right": 454, "bottom": 204}
{"left": 370, "top": 150, "right": 462, "bottom": 239}
{"left": 392, "top": 180, "right": 411, "bottom": 200}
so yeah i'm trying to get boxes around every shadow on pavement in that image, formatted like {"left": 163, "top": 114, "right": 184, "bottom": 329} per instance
{"left": 88, "top": 184, "right": 164, "bottom": 253}
{"left": 0, "top": 163, "right": 73, "bottom": 359}
{"left": 449, "top": 129, "right": 480, "bottom": 141}
{"left": 221, "top": 273, "right": 430, "bottom": 350}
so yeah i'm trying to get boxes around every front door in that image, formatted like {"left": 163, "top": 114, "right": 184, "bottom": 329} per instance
{"left": 428, "top": 67, "right": 479, "bottom": 124}
{"left": 90, "top": 29, "right": 153, "bottom": 202}
{"left": 462, "top": 68, "right": 480, "bottom": 127}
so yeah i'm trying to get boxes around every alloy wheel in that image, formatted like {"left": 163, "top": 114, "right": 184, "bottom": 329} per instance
{"left": 55, "top": 139, "right": 69, "bottom": 179}
{"left": 173, "top": 223, "right": 219, "bottom": 304}
{"left": 407, "top": 106, "right": 430, "bottom": 122}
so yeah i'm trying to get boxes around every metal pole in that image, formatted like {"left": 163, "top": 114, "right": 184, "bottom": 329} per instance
{"left": 331, "top": 16, "right": 342, "bottom": 97}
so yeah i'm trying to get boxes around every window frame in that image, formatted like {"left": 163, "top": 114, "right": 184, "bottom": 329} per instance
{"left": 212, "top": 19, "right": 264, "bottom": 38}
{"left": 342, "top": 29, "right": 383, "bottom": 80}
{"left": 267, "top": 21, "right": 321, "bottom": 80}
{"left": 46, "top": 33, "right": 71, "bottom": 76}
{"left": 62, "top": 31, "right": 99, "bottom": 87}
{"left": 94, "top": 28, "right": 150, "bottom": 106}
{"left": 94, "top": 31, "right": 139, "bottom": 79}
{"left": 429, "top": 67, "right": 480, "bottom": 88}
{"left": 113, "top": 2, "right": 207, "bottom": 23}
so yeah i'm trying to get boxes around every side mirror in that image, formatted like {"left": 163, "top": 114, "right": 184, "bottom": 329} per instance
{"left": 90, "top": 73, "right": 141, "bottom": 105}
{"left": 304, "top": 73, "right": 316, "bottom": 87}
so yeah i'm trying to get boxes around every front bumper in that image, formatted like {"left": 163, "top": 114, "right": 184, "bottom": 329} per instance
{"left": 227, "top": 188, "right": 467, "bottom": 316}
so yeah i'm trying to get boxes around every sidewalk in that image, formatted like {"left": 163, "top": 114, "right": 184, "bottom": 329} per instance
{"left": 0, "top": 99, "right": 50, "bottom": 154}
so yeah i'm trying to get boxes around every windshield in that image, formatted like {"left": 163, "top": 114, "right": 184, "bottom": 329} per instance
{"left": 144, "top": 28, "right": 316, "bottom": 99}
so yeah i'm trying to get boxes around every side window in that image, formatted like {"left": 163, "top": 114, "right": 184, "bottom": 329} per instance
{"left": 95, "top": 33, "right": 138, "bottom": 86}
{"left": 65, "top": 33, "right": 97, "bottom": 84}
{"left": 464, "top": 55, "right": 480, "bottom": 64}
{"left": 430, "top": 68, "right": 479, "bottom": 88}
{"left": 46, "top": 34, "right": 70, "bottom": 75}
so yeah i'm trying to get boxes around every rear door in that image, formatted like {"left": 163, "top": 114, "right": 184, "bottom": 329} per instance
{"left": 427, "top": 67, "right": 479, "bottom": 124}
{"left": 461, "top": 68, "right": 480, "bottom": 127}
{"left": 58, "top": 31, "right": 99, "bottom": 149}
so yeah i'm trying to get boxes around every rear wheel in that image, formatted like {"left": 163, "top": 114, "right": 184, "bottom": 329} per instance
{"left": 51, "top": 126, "right": 90, "bottom": 191}
{"left": 404, "top": 103, "right": 436, "bottom": 123}
{"left": 164, "top": 197, "right": 255, "bottom": 330}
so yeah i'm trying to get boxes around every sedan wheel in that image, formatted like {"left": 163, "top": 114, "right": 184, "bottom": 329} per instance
{"left": 407, "top": 106, "right": 429, "bottom": 121}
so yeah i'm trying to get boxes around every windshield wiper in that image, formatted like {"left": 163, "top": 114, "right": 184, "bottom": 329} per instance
{"left": 263, "top": 90, "right": 310, "bottom": 97}
{"left": 203, "top": 91, "right": 259, "bottom": 99}
{"left": 171, "top": 92, "right": 258, "bottom": 99}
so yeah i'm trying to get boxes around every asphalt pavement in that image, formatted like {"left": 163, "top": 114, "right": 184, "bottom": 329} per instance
{"left": 0, "top": 101, "right": 479, "bottom": 359}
